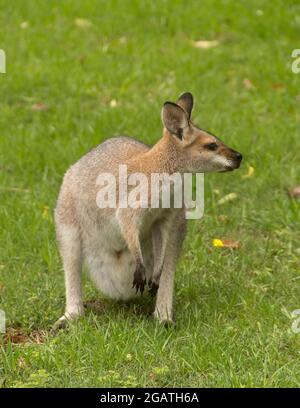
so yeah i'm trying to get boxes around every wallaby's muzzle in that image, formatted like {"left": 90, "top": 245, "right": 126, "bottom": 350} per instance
{"left": 230, "top": 150, "right": 243, "bottom": 169}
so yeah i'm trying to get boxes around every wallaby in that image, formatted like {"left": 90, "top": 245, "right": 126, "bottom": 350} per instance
{"left": 53, "top": 92, "right": 242, "bottom": 330}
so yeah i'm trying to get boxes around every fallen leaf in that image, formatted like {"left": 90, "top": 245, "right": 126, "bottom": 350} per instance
{"left": 218, "top": 215, "right": 228, "bottom": 222}
{"left": 126, "top": 353, "right": 133, "bottom": 362}
{"left": 119, "top": 36, "right": 127, "bottom": 45}
{"left": 74, "top": 18, "right": 92, "bottom": 28}
{"left": 213, "top": 239, "right": 224, "bottom": 247}
{"left": 222, "top": 239, "right": 240, "bottom": 249}
{"left": 213, "top": 238, "right": 240, "bottom": 249}
{"left": 288, "top": 186, "right": 300, "bottom": 199}
{"left": 152, "top": 366, "right": 169, "bottom": 375}
{"left": 109, "top": 99, "right": 118, "bottom": 108}
{"left": 31, "top": 103, "right": 48, "bottom": 111}
{"left": 0, "top": 187, "right": 30, "bottom": 193}
{"left": 271, "top": 83, "right": 285, "bottom": 90}
{"left": 255, "top": 9, "right": 264, "bottom": 16}
{"left": 4, "top": 328, "right": 46, "bottom": 345}
{"left": 18, "top": 357, "right": 26, "bottom": 369}
{"left": 217, "top": 192, "right": 237, "bottom": 205}
{"left": 243, "top": 78, "right": 255, "bottom": 90}
{"left": 20, "top": 21, "right": 29, "bottom": 29}
{"left": 242, "top": 165, "right": 255, "bottom": 179}
{"left": 193, "top": 40, "right": 219, "bottom": 49}
{"left": 42, "top": 205, "right": 49, "bottom": 219}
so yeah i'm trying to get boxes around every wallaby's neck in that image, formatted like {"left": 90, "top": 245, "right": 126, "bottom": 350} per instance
{"left": 140, "top": 131, "right": 181, "bottom": 175}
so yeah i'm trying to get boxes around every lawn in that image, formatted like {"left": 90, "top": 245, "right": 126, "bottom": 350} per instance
{"left": 1, "top": 0, "right": 300, "bottom": 388}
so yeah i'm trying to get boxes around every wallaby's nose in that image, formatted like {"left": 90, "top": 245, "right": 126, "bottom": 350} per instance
{"left": 235, "top": 152, "right": 243, "bottom": 162}
{"left": 231, "top": 150, "right": 242, "bottom": 169}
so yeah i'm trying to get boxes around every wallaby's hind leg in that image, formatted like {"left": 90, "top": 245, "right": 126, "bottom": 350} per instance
{"left": 154, "top": 212, "right": 186, "bottom": 325}
{"left": 53, "top": 224, "right": 84, "bottom": 331}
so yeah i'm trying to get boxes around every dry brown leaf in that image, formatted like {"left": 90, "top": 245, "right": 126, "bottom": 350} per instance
{"left": 243, "top": 78, "right": 255, "bottom": 90}
{"left": 4, "top": 328, "right": 46, "bottom": 345}
{"left": 221, "top": 239, "right": 240, "bottom": 249}
{"left": 193, "top": 40, "right": 219, "bottom": 49}
{"left": 218, "top": 215, "right": 228, "bottom": 223}
{"left": 288, "top": 186, "right": 300, "bottom": 199}
{"left": 271, "top": 83, "right": 285, "bottom": 90}
{"left": 31, "top": 103, "right": 48, "bottom": 111}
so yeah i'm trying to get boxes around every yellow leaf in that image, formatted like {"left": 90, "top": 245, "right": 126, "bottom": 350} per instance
{"left": 193, "top": 40, "right": 219, "bottom": 49}
{"left": 20, "top": 21, "right": 29, "bottom": 29}
{"left": 242, "top": 165, "right": 255, "bottom": 179}
{"left": 217, "top": 192, "right": 237, "bottom": 205}
{"left": 126, "top": 353, "right": 132, "bottom": 362}
{"left": 42, "top": 206, "right": 49, "bottom": 219}
{"left": 213, "top": 239, "right": 224, "bottom": 247}
{"left": 74, "top": 18, "right": 92, "bottom": 28}
{"left": 213, "top": 238, "right": 240, "bottom": 249}
{"left": 109, "top": 99, "right": 118, "bottom": 108}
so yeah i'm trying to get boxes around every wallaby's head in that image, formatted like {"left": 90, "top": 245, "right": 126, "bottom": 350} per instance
{"left": 161, "top": 92, "right": 242, "bottom": 173}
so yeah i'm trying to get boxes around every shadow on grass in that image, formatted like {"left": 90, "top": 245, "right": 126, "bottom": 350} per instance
{"left": 84, "top": 295, "right": 155, "bottom": 318}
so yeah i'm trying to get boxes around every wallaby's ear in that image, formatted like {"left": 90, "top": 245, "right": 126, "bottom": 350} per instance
{"left": 176, "top": 92, "right": 193, "bottom": 119}
{"left": 161, "top": 102, "right": 189, "bottom": 139}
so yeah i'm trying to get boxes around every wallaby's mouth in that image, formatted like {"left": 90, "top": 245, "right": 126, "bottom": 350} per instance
{"left": 221, "top": 160, "right": 242, "bottom": 172}
{"left": 220, "top": 166, "right": 234, "bottom": 173}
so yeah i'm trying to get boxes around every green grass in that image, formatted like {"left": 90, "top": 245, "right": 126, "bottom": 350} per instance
{"left": 1, "top": 0, "right": 300, "bottom": 388}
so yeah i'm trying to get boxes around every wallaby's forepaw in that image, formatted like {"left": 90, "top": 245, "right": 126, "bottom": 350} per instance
{"left": 148, "top": 279, "right": 159, "bottom": 296}
{"left": 132, "top": 263, "right": 146, "bottom": 294}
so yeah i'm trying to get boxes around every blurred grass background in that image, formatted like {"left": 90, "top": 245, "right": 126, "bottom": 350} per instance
{"left": 0, "top": 0, "right": 300, "bottom": 387}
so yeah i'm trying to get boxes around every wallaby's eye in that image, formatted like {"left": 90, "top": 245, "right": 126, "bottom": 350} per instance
{"left": 204, "top": 142, "right": 218, "bottom": 151}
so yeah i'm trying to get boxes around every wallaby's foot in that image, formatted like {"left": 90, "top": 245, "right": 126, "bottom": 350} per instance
{"left": 51, "top": 307, "right": 84, "bottom": 334}
{"left": 148, "top": 279, "right": 159, "bottom": 297}
{"left": 153, "top": 307, "right": 174, "bottom": 327}
{"left": 153, "top": 313, "right": 175, "bottom": 328}
{"left": 161, "top": 318, "right": 176, "bottom": 328}
{"left": 51, "top": 315, "right": 70, "bottom": 334}
{"left": 132, "top": 263, "right": 146, "bottom": 294}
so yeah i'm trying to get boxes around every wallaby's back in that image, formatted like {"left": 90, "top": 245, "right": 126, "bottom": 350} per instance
{"left": 55, "top": 136, "right": 150, "bottom": 226}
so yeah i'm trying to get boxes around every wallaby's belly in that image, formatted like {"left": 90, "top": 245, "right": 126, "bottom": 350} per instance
{"left": 82, "top": 218, "right": 153, "bottom": 300}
